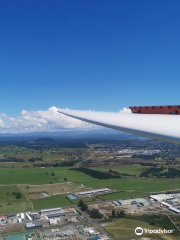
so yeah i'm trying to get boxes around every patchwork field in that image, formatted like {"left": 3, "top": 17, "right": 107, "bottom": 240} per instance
{"left": 0, "top": 139, "right": 180, "bottom": 214}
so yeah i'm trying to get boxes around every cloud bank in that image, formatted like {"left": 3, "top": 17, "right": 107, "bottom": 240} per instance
{"left": 0, "top": 107, "right": 131, "bottom": 133}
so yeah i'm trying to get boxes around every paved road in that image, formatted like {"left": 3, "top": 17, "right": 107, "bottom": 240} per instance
{"left": 74, "top": 205, "right": 115, "bottom": 240}
{"left": 76, "top": 143, "right": 94, "bottom": 168}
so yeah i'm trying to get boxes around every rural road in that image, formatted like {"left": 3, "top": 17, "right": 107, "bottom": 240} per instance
{"left": 76, "top": 143, "right": 94, "bottom": 168}
{"left": 18, "top": 185, "right": 34, "bottom": 210}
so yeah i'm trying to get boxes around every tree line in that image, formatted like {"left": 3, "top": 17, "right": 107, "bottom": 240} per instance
{"left": 69, "top": 167, "right": 121, "bottom": 180}
{"left": 140, "top": 166, "right": 180, "bottom": 178}
{"left": 33, "top": 159, "right": 82, "bottom": 168}
{"left": 132, "top": 154, "right": 160, "bottom": 160}
{"left": 0, "top": 157, "right": 25, "bottom": 162}
{"left": 79, "top": 199, "right": 103, "bottom": 219}
{"left": 140, "top": 166, "right": 164, "bottom": 177}
{"left": 112, "top": 209, "right": 125, "bottom": 218}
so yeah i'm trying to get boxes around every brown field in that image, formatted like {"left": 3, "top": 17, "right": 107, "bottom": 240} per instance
{"left": 2, "top": 224, "right": 25, "bottom": 234}
{"left": 20, "top": 182, "right": 79, "bottom": 199}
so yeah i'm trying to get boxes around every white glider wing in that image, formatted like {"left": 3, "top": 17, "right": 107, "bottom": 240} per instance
{"left": 58, "top": 109, "right": 180, "bottom": 144}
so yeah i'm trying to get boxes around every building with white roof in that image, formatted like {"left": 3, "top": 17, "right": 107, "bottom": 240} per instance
{"left": 78, "top": 188, "right": 109, "bottom": 196}
{"left": 169, "top": 207, "right": 180, "bottom": 214}
{"left": 89, "top": 229, "right": 95, "bottom": 235}
{"left": 40, "top": 207, "right": 61, "bottom": 214}
{"left": 149, "top": 194, "right": 175, "bottom": 202}
{"left": 161, "top": 202, "right": 172, "bottom": 208}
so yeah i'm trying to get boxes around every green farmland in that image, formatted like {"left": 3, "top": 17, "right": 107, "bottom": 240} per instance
{"left": 90, "top": 165, "right": 149, "bottom": 176}
{"left": 0, "top": 186, "right": 31, "bottom": 214}
{"left": 32, "top": 194, "right": 72, "bottom": 210}
{"left": 104, "top": 216, "right": 180, "bottom": 240}
{"left": 0, "top": 138, "right": 180, "bottom": 214}
{"left": 0, "top": 165, "right": 180, "bottom": 213}
{"left": 0, "top": 166, "right": 180, "bottom": 194}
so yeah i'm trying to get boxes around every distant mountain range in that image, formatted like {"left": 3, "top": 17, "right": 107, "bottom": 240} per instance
{"left": 0, "top": 128, "right": 146, "bottom": 141}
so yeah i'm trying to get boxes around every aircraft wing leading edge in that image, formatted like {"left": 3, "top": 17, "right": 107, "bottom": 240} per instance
{"left": 58, "top": 109, "right": 180, "bottom": 144}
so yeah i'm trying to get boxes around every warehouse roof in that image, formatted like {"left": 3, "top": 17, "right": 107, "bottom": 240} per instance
{"left": 5, "top": 232, "right": 35, "bottom": 240}
{"left": 78, "top": 188, "right": 109, "bottom": 195}
{"left": 40, "top": 207, "right": 61, "bottom": 213}
{"left": 161, "top": 202, "right": 172, "bottom": 208}
{"left": 169, "top": 207, "right": 180, "bottom": 214}
{"left": 5, "top": 235, "right": 26, "bottom": 240}
{"left": 150, "top": 194, "right": 174, "bottom": 202}
{"left": 47, "top": 213, "right": 65, "bottom": 218}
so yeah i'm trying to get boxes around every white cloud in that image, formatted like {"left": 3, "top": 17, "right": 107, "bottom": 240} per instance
{"left": 0, "top": 118, "right": 4, "bottom": 127}
{"left": 0, "top": 107, "right": 130, "bottom": 133}
{"left": 119, "top": 107, "right": 132, "bottom": 114}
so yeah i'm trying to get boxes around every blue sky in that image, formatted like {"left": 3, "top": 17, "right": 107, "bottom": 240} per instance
{"left": 0, "top": 0, "right": 180, "bottom": 132}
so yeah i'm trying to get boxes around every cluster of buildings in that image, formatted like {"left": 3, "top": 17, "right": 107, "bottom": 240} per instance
{"left": 95, "top": 139, "right": 180, "bottom": 158}
{"left": 0, "top": 225, "right": 110, "bottom": 240}
{"left": 0, "top": 207, "right": 66, "bottom": 230}
{"left": 37, "top": 224, "right": 109, "bottom": 240}
{"left": 111, "top": 194, "right": 180, "bottom": 215}
{"left": 0, "top": 206, "right": 87, "bottom": 233}
{"left": 149, "top": 193, "right": 180, "bottom": 214}
{"left": 118, "top": 149, "right": 161, "bottom": 155}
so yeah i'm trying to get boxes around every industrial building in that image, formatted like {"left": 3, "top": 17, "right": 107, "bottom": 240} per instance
{"left": 160, "top": 202, "right": 180, "bottom": 214}
{"left": 20, "top": 213, "right": 25, "bottom": 219}
{"left": 5, "top": 232, "right": 35, "bottom": 240}
{"left": 32, "top": 214, "right": 41, "bottom": 220}
{"left": 40, "top": 207, "right": 61, "bottom": 214}
{"left": 78, "top": 188, "right": 109, "bottom": 196}
{"left": 49, "top": 218, "right": 61, "bottom": 225}
{"left": 47, "top": 213, "right": 66, "bottom": 218}
{"left": 25, "top": 212, "right": 32, "bottom": 221}
{"left": 149, "top": 194, "right": 175, "bottom": 202}
{"left": 161, "top": 202, "right": 172, "bottom": 208}
{"left": 0, "top": 216, "right": 6, "bottom": 221}
{"left": 25, "top": 221, "right": 44, "bottom": 229}
{"left": 169, "top": 207, "right": 180, "bottom": 214}
{"left": 112, "top": 201, "right": 119, "bottom": 206}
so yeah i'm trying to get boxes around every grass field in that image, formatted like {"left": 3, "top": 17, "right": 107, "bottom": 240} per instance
{"left": 104, "top": 216, "right": 180, "bottom": 240}
{"left": 1, "top": 165, "right": 180, "bottom": 213}
{"left": 98, "top": 191, "right": 146, "bottom": 201}
{"left": 0, "top": 186, "right": 31, "bottom": 214}
{"left": 0, "top": 146, "right": 89, "bottom": 162}
{"left": 0, "top": 167, "right": 180, "bottom": 192}
{"left": 21, "top": 182, "right": 77, "bottom": 197}
{"left": 32, "top": 194, "right": 72, "bottom": 209}
{"left": 90, "top": 165, "right": 149, "bottom": 176}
